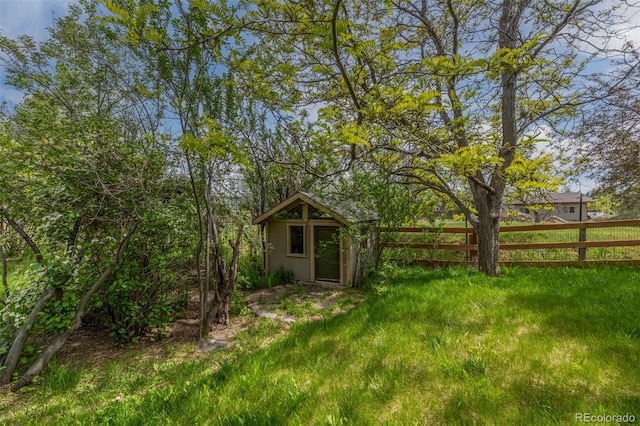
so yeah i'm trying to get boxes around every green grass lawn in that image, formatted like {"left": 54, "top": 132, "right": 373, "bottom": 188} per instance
{"left": 2, "top": 266, "right": 639, "bottom": 425}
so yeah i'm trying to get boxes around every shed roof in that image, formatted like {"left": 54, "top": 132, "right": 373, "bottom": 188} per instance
{"left": 252, "top": 192, "right": 378, "bottom": 225}
{"left": 512, "top": 192, "right": 593, "bottom": 205}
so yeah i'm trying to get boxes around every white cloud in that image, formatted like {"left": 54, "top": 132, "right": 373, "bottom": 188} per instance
{"left": 609, "top": 20, "right": 640, "bottom": 51}
{"left": 610, "top": 0, "right": 640, "bottom": 47}
{"left": 586, "top": 1, "right": 640, "bottom": 55}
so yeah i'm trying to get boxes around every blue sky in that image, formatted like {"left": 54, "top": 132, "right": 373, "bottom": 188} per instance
{"left": 0, "top": 0, "right": 77, "bottom": 106}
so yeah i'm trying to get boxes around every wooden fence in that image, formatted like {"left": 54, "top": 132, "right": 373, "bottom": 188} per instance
{"left": 380, "top": 219, "right": 640, "bottom": 267}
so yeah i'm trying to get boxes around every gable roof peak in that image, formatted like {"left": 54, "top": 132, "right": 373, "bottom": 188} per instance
{"left": 252, "top": 191, "right": 377, "bottom": 225}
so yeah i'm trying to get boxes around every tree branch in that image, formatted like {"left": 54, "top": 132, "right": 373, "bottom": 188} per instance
{"left": 10, "top": 221, "right": 139, "bottom": 391}
{"left": 331, "top": 0, "right": 364, "bottom": 125}
{"left": 0, "top": 209, "right": 43, "bottom": 264}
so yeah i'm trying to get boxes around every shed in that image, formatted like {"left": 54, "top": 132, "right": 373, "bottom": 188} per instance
{"left": 252, "top": 192, "right": 377, "bottom": 286}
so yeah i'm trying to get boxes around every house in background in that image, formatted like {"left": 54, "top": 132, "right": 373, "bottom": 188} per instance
{"left": 252, "top": 192, "right": 377, "bottom": 286}
{"left": 511, "top": 192, "right": 593, "bottom": 222}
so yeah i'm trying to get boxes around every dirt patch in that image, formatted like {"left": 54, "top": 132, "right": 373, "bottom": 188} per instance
{"left": 56, "top": 283, "right": 363, "bottom": 368}
{"left": 57, "top": 295, "right": 203, "bottom": 366}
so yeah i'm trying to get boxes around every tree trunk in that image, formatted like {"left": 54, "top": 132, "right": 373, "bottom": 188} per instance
{"left": 184, "top": 152, "right": 207, "bottom": 339}
{"left": 474, "top": 194, "right": 501, "bottom": 276}
{"left": 0, "top": 243, "right": 12, "bottom": 337}
{"left": 476, "top": 215, "right": 500, "bottom": 276}
{"left": 219, "top": 226, "right": 243, "bottom": 325}
{"left": 0, "top": 286, "right": 54, "bottom": 386}
{"left": 533, "top": 210, "right": 540, "bottom": 223}
{"left": 463, "top": 0, "right": 520, "bottom": 277}
{"left": 0, "top": 243, "right": 9, "bottom": 304}
{"left": 9, "top": 222, "right": 138, "bottom": 391}
{"left": 200, "top": 225, "right": 243, "bottom": 337}
{"left": 203, "top": 296, "right": 222, "bottom": 333}
{"left": 218, "top": 292, "right": 232, "bottom": 325}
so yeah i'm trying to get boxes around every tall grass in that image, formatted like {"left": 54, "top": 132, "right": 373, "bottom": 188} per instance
{"left": 1, "top": 266, "right": 639, "bottom": 424}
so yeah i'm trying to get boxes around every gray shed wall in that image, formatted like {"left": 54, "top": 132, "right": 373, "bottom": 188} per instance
{"left": 266, "top": 221, "right": 311, "bottom": 282}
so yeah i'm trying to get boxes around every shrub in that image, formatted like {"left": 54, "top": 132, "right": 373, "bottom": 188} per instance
{"left": 97, "top": 276, "right": 178, "bottom": 345}
{"left": 89, "top": 229, "right": 190, "bottom": 345}
{"left": 272, "top": 266, "right": 295, "bottom": 285}
{"left": 238, "top": 263, "right": 295, "bottom": 290}
{"left": 230, "top": 289, "right": 251, "bottom": 317}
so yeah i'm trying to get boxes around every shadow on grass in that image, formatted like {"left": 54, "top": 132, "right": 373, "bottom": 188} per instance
{"left": 76, "top": 268, "right": 454, "bottom": 424}
{"left": 14, "top": 266, "right": 640, "bottom": 425}
{"left": 503, "top": 267, "right": 640, "bottom": 339}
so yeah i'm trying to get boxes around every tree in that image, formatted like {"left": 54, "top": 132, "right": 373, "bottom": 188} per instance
{"left": 575, "top": 56, "right": 640, "bottom": 217}
{"left": 103, "top": 0, "right": 250, "bottom": 336}
{"left": 238, "top": 109, "right": 315, "bottom": 218}
{"left": 245, "top": 0, "right": 639, "bottom": 275}
{"left": 0, "top": 0, "right": 184, "bottom": 389}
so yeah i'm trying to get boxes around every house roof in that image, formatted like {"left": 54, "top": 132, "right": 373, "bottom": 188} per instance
{"left": 512, "top": 192, "right": 593, "bottom": 205}
{"left": 252, "top": 192, "right": 378, "bottom": 225}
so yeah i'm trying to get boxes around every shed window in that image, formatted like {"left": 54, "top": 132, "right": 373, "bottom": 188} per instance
{"left": 569, "top": 206, "right": 576, "bottom": 214}
{"left": 309, "top": 206, "right": 332, "bottom": 219}
{"left": 287, "top": 225, "right": 305, "bottom": 256}
{"left": 275, "top": 204, "right": 303, "bottom": 220}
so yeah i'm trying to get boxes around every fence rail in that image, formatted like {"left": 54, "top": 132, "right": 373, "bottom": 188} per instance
{"left": 380, "top": 219, "right": 640, "bottom": 267}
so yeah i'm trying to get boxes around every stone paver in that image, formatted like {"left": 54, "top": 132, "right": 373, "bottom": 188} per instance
{"left": 255, "top": 309, "right": 278, "bottom": 319}
{"left": 197, "top": 338, "right": 229, "bottom": 353}
{"left": 205, "top": 283, "right": 359, "bottom": 349}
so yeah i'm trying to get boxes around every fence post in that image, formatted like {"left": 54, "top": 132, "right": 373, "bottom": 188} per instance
{"left": 578, "top": 223, "right": 587, "bottom": 261}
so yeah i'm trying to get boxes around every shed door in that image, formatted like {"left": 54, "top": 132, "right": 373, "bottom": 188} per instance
{"left": 314, "top": 226, "right": 340, "bottom": 282}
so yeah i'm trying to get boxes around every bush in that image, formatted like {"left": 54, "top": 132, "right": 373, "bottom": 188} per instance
{"left": 272, "top": 266, "right": 295, "bottom": 285}
{"left": 230, "top": 289, "right": 251, "bottom": 317}
{"left": 89, "top": 229, "right": 190, "bottom": 345}
{"left": 238, "top": 263, "right": 295, "bottom": 290}
{"left": 237, "top": 261, "right": 265, "bottom": 290}
{"left": 97, "top": 277, "right": 178, "bottom": 345}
